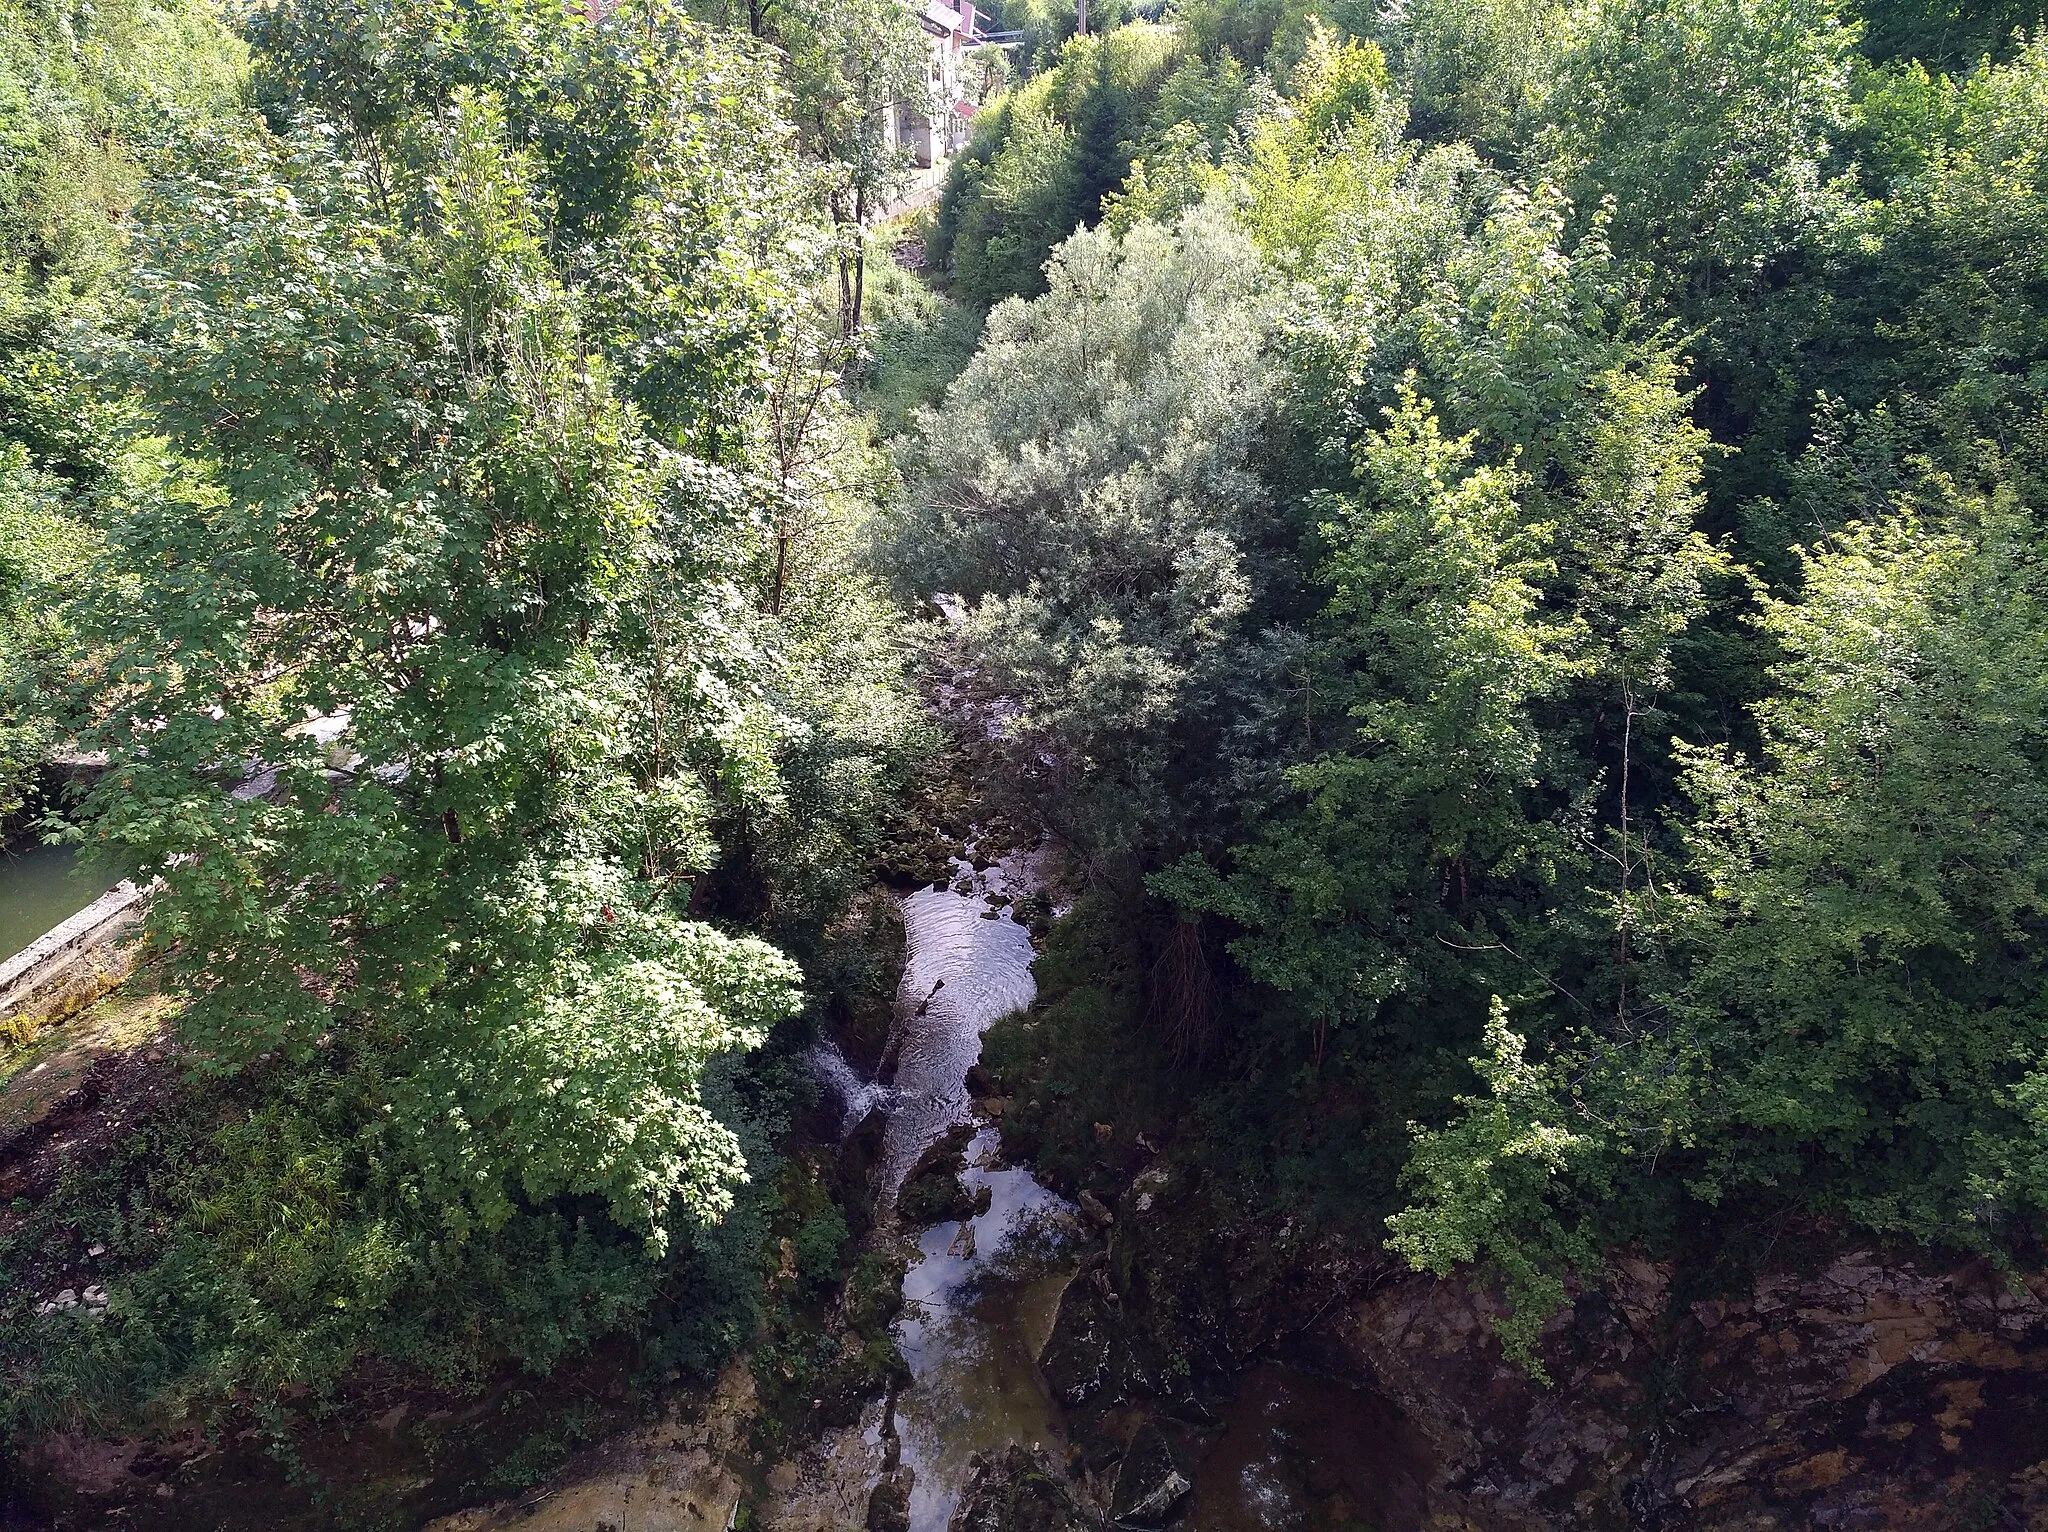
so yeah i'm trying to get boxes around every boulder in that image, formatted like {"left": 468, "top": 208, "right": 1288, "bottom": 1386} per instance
{"left": 897, "top": 1123, "right": 977, "bottom": 1225}
{"left": 948, "top": 1446, "right": 1094, "bottom": 1532}
{"left": 1108, "top": 1423, "right": 1190, "bottom": 1528}
{"left": 865, "top": 1465, "right": 914, "bottom": 1532}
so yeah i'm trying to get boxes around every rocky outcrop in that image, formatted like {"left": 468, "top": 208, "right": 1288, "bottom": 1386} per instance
{"left": 948, "top": 1446, "right": 1095, "bottom": 1532}
{"left": 1328, "top": 1247, "right": 2048, "bottom": 1529}
{"left": 421, "top": 1361, "right": 758, "bottom": 1532}
{"left": 1106, "top": 1423, "right": 1188, "bottom": 1526}
{"left": 1060, "top": 1151, "right": 2048, "bottom": 1531}
{"left": 1039, "top": 1257, "right": 1118, "bottom": 1408}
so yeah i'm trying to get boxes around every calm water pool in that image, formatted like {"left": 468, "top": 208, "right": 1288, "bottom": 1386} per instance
{"left": 0, "top": 843, "right": 108, "bottom": 962}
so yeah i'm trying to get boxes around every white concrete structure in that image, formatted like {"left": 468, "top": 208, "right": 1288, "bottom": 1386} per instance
{"left": 884, "top": 0, "right": 986, "bottom": 207}
{"left": 0, "top": 879, "right": 144, "bottom": 1027}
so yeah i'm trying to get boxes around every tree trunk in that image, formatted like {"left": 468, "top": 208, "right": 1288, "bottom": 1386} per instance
{"left": 848, "top": 184, "right": 870, "bottom": 343}
{"left": 1146, "top": 917, "right": 1216, "bottom": 1065}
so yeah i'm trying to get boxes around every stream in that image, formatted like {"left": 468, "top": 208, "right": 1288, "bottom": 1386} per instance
{"left": 784, "top": 839, "right": 1080, "bottom": 1532}
{"left": 788, "top": 836, "right": 1428, "bottom": 1532}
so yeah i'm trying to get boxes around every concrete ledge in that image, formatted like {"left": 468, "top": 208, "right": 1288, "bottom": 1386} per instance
{"left": 0, "top": 881, "right": 146, "bottom": 1027}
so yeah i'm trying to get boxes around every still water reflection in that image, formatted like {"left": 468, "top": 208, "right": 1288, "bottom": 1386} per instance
{"left": 0, "top": 843, "right": 100, "bottom": 963}
{"left": 893, "top": 1125, "right": 1083, "bottom": 1532}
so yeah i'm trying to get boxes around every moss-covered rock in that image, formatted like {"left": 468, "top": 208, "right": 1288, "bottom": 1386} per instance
{"left": 896, "top": 1122, "right": 977, "bottom": 1225}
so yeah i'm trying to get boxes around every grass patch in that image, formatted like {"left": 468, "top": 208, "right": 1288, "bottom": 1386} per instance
{"left": 851, "top": 232, "right": 983, "bottom": 441}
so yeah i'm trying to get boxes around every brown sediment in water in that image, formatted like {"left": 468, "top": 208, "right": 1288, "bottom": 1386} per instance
{"left": 1186, "top": 1362, "right": 1432, "bottom": 1532}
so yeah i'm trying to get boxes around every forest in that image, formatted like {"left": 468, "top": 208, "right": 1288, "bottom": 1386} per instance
{"left": 2, "top": 0, "right": 2047, "bottom": 1517}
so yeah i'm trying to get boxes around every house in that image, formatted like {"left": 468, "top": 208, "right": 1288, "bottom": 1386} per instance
{"left": 883, "top": 0, "right": 986, "bottom": 207}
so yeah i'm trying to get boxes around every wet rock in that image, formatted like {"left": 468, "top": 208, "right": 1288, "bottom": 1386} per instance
{"left": 1039, "top": 1275, "right": 1116, "bottom": 1406}
{"left": 865, "top": 1464, "right": 914, "bottom": 1532}
{"left": 837, "top": 1104, "right": 889, "bottom": 1234}
{"left": 1108, "top": 1423, "right": 1189, "bottom": 1527}
{"left": 846, "top": 1102, "right": 888, "bottom": 1166}
{"left": 898, "top": 1122, "right": 976, "bottom": 1225}
{"left": 1077, "top": 1190, "right": 1113, "bottom": 1229}
{"left": 948, "top": 1445, "right": 1093, "bottom": 1532}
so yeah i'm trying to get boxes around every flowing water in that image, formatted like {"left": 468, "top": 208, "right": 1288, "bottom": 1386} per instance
{"left": 0, "top": 844, "right": 103, "bottom": 962}
{"left": 893, "top": 1124, "right": 1083, "bottom": 1531}
{"left": 876, "top": 882, "right": 1037, "bottom": 1201}
{"left": 784, "top": 839, "right": 1084, "bottom": 1532}
{"left": 804, "top": 1036, "right": 896, "bottom": 1137}
{"left": 794, "top": 836, "right": 1427, "bottom": 1532}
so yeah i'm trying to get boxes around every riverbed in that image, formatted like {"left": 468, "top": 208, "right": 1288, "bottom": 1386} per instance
{"left": 778, "top": 835, "right": 1083, "bottom": 1532}
{"left": 791, "top": 835, "right": 1427, "bottom": 1532}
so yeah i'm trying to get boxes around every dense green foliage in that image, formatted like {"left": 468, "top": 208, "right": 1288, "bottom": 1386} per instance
{"left": 0, "top": 0, "right": 244, "bottom": 815}
{"left": 931, "top": 21, "right": 1209, "bottom": 304}
{"left": 2, "top": 0, "right": 923, "bottom": 1449}
{"left": 88, "top": 67, "right": 807, "bottom": 1234}
{"left": 9, "top": 0, "right": 2048, "bottom": 1468}
{"left": 904, "top": 0, "right": 2048, "bottom": 1361}
{"left": 888, "top": 200, "right": 1281, "bottom": 870}
{"left": 3, "top": 1028, "right": 786, "bottom": 1440}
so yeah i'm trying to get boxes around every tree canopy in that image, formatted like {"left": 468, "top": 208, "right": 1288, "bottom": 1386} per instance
{"left": 905, "top": 0, "right": 2048, "bottom": 1363}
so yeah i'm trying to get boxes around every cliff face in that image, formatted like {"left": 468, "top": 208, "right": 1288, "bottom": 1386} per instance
{"left": 1041, "top": 1157, "right": 2048, "bottom": 1531}
{"left": 1333, "top": 1247, "right": 2048, "bottom": 1530}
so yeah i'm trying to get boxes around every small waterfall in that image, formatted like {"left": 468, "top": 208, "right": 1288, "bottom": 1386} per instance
{"left": 768, "top": 839, "right": 1078, "bottom": 1532}
{"left": 805, "top": 1037, "right": 896, "bottom": 1138}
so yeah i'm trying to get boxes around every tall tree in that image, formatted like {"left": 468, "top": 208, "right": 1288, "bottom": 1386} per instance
{"left": 778, "top": 0, "right": 933, "bottom": 337}
{"left": 73, "top": 15, "right": 812, "bottom": 1245}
